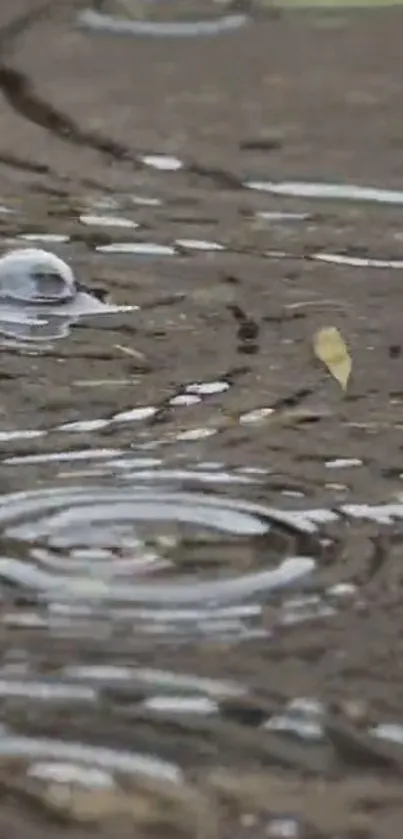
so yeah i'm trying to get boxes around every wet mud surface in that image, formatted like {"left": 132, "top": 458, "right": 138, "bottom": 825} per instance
{"left": 0, "top": 3, "right": 403, "bottom": 838}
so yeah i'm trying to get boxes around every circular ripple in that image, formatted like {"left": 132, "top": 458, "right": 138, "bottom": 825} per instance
{"left": 0, "top": 486, "right": 316, "bottom": 605}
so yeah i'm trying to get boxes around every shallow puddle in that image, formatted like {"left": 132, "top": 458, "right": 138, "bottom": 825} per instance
{"left": 2, "top": 11, "right": 403, "bottom": 835}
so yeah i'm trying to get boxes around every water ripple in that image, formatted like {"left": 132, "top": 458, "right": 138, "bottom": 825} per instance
{"left": 0, "top": 486, "right": 315, "bottom": 606}
{"left": 0, "top": 732, "right": 182, "bottom": 782}
{"left": 78, "top": 8, "right": 250, "bottom": 38}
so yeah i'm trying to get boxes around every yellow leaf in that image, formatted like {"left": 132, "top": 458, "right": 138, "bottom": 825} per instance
{"left": 313, "top": 326, "right": 351, "bottom": 391}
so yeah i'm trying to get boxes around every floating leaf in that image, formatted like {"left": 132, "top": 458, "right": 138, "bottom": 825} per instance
{"left": 313, "top": 326, "right": 351, "bottom": 391}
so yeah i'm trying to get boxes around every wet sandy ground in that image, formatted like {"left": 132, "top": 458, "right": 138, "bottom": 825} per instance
{"left": 0, "top": 2, "right": 403, "bottom": 838}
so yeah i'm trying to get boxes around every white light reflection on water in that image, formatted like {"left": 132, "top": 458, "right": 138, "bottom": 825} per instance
{"left": 78, "top": 9, "right": 249, "bottom": 38}
{"left": 264, "top": 697, "right": 325, "bottom": 742}
{"left": 139, "top": 155, "right": 183, "bottom": 171}
{"left": 0, "top": 429, "right": 45, "bottom": 442}
{"left": 28, "top": 761, "right": 114, "bottom": 788}
{"left": 17, "top": 234, "right": 71, "bottom": 244}
{"left": 266, "top": 817, "right": 300, "bottom": 839}
{"left": 169, "top": 394, "right": 201, "bottom": 407}
{"left": 0, "top": 294, "right": 137, "bottom": 343}
{"left": 175, "top": 427, "right": 218, "bottom": 441}
{"left": 245, "top": 180, "right": 403, "bottom": 204}
{"left": 0, "top": 548, "right": 313, "bottom": 604}
{"left": 143, "top": 696, "right": 218, "bottom": 714}
{"left": 61, "top": 665, "right": 247, "bottom": 698}
{"left": 281, "top": 594, "right": 336, "bottom": 626}
{"left": 186, "top": 380, "right": 229, "bottom": 396}
{"left": 312, "top": 252, "right": 403, "bottom": 269}
{"left": 255, "top": 211, "right": 310, "bottom": 222}
{"left": 41, "top": 601, "right": 267, "bottom": 642}
{"left": 325, "top": 458, "right": 363, "bottom": 469}
{"left": 79, "top": 214, "right": 139, "bottom": 228}
{"left": 0, "top": 733, "right": 182, "bottom": 782}
{"left": 95, "top": 242, "right": 176, "bottom": 255}
{"left": 175, "top": 239, "right": 225, "bottom": 251}
{"left": 131, "top": 194, "right": 162, "bottom": 206}
{"left": 0, "top": 680, "right": 97, "bottom": 703}
{"left": 3, "top": 452, "right": 264, "bottom": 489}
{"left": 371, "top": 723, "right": 403, "bottom": 745}
{"left": 3, "top": 449, "right": 123, "bottom": 465}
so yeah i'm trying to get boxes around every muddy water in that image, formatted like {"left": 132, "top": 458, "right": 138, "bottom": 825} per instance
{"left": 2, "top": 3, "right": 403, "bottom": 839}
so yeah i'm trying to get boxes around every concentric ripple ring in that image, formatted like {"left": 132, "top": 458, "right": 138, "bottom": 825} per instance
{"left": 0, "top": 486, "right": 315, "bottom": 604}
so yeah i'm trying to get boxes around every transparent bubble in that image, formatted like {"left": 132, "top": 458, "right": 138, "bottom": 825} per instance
{"left": 0, "top": 248, "right": 76, "bottom": 304}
